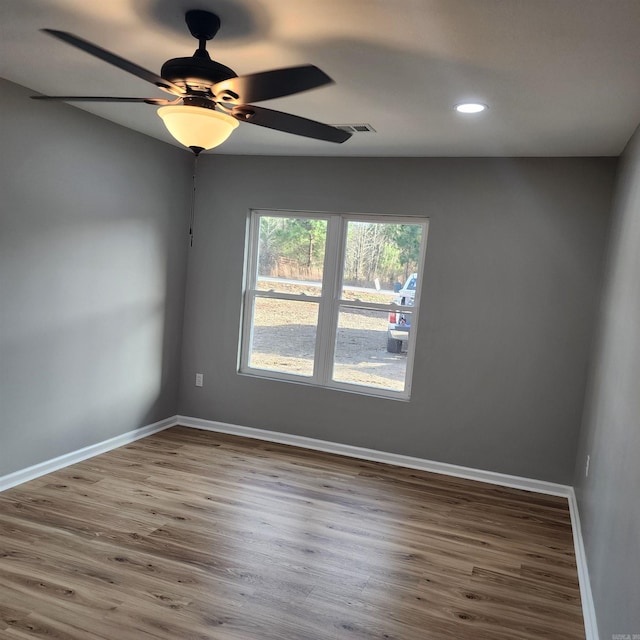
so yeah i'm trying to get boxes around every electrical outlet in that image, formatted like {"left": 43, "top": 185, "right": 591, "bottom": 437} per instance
{"left": 195, "top": 373, "right": 204, "bottom": 387}
{"left": 585, "top": 454, "right": 590, "bottom": 478}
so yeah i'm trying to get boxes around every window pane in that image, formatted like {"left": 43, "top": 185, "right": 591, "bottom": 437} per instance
{"left": 256, "top": 216, "right": 327, "bottom": 296}
{"left": 249, "top": 297, "right": 318, "bottom": 377}
{"left": 332, "top": 307, "right": 407, "bottom": 392}
{"left": 341, "top": 221, "right": 423, "bottom": 305}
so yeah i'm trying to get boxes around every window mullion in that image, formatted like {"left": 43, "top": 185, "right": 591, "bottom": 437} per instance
{"left": 251, "top": 290, "right": 321, "bottom": 303}
{"left": 314, "top": 215, "right": 343, "bottom": 384}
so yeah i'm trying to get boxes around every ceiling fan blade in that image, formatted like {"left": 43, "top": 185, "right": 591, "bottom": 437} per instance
{"left": 212, "top": 65, "right": 333, "bottom": 104}
{"left": 31, "top": 95, "right": 179, "bottom": 105}
{"left": 42, "top": 29, "right": 185, "bottom": 96}
{"left": 229, "top": 105, "right": 351, "bottom": 143}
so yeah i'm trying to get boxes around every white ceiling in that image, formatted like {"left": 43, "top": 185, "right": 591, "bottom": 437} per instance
{"left": 2, "top": 0, "right": 640, "bottom": 157}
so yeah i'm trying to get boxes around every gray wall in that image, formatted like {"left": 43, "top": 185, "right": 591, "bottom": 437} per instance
{"left": 0, "top": 79, "right": 191, "bottom": 476}
{"left": 574, "top": 128, "right": 640, "bottom": 637}
{"left": 179, "top": 155, "right": 616, "bottom": 484}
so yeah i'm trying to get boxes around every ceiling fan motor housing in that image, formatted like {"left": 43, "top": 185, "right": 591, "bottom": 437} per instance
{"left": 161, "top": 10, "right": 236, "bottom": 94}
{"left": 161, "top": 56, "right": 236, "bottom": 94}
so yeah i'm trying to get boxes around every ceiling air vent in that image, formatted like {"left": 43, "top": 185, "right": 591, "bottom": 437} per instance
{"left": 333, "top": 123, "right": 377, "bottom": 133}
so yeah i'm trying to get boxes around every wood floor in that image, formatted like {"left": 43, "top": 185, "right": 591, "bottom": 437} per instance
{"left": 0, "top": 426, "right": 585, "bottom": 639}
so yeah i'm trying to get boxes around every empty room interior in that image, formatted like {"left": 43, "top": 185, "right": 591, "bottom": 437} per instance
{"left": 0, "top": 1, "right": 638, "bottom": 639}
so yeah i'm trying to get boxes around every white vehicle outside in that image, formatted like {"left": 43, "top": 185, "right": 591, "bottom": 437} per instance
{"left": 387, "top": 273, "right": 417, "bottom": 353}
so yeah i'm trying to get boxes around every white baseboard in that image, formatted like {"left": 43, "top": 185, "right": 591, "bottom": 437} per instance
{"left": 0, "top": 415, "right": 177, "bottom": 492}
{"left": 0, "top": 412, "right": 597, "bottom": 639}
{"left": 176, "top": 415, "right": 571, "bottom": 497}
{"left": 568, "top": 488, "right": 599, "bottom": 640}
{"left": 0, "top": 413, "right": 573, "bottom": 498}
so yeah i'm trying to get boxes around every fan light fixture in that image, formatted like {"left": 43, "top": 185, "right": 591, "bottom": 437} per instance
{"left": 158, "top": 105, "right": 239, "bottom": 154}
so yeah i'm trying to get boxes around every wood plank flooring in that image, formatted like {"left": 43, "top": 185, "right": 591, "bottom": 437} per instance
{"left": 0, "top": 426, "right": 585, "bottom": 639}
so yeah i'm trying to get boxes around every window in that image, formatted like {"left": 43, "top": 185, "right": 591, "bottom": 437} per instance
{"left": 240, "top": 210, "right": 428, "bottom": 399}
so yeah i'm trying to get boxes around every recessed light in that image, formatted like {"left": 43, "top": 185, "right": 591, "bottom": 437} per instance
{"left": 455, "top": 102, "right": 487, "bottom": 114}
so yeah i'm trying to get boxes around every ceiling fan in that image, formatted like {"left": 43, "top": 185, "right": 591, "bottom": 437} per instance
{"left": 32, "top": 9, "right": 352, "bottom": 154}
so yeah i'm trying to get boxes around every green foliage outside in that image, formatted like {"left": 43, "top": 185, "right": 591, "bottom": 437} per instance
{"left": 258, "top": 216, "right": 422, "bottom": 288}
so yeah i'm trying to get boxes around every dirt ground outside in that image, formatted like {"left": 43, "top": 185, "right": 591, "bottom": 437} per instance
{"left": 249, "top": 282, "right": 408, "bottom": 391}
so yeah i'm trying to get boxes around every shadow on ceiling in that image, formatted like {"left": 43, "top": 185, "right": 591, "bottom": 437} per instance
{"left": 138, "top": 0, "right": 271, "bottom": 43}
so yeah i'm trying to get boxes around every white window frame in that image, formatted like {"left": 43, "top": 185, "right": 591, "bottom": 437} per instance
{"left": 239, "top": 209, "right": 429, "bottom": 400}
